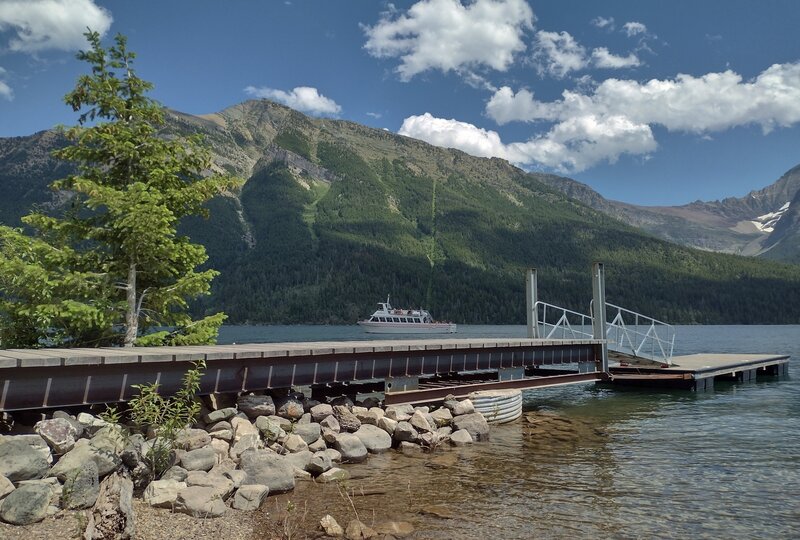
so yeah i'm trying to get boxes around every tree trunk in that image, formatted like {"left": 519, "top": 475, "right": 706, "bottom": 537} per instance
{"left": 124, "top": 262, "right": 137, "bottom": 347}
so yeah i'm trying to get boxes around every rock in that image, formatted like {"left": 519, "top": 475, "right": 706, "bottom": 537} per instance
{"left": 0, "top": 483, "right": 50, "bottom": 525}
{"left": 410, "top": 410, "right": 433, "bottom": 433}
{"left": 333, "top": 405, "right": 361, "bottom": 432}
{"left": 185, "top": 471, "right": 235, "bottom": 500}
{"left": 414, "top": 406, "right": 430, "bottom": 414}
{"left": 442, "top": 398, "right": 459, "bottom": 412}
{"left": 418, "top": 431, "right": 441, "bottom": 448}
{"left": 283, "top": 450, "right": 313, "bottom": 474}
{"left": 352, "top": 406, "right": 369, "bottom": 417}
{"left": 0, "top": 438, "right": 49, "bottom": 481}
{"left": 121, "top": 434, "right": 145, "bottom": 468}
{"left": 232, "top": 484, "right": 269, "bottom": 511}
{"left": 174, "top": 428, "right": 211, "bottom": 451}
{"left": 374, "top": 521, "right": 415, "bottom": 537}
{"left": 354, "top": 408, "right": 382, "bottom": 426}
{"left": 210, "top": 438, "right": 230, "bottom": 460}
{"left": 320, "top": 414, "right": 341, "bottom": 431}
{"left": 51, "top": 439, "right": 121, "bottom": 481}
{"left": 429, "top": 408, "right": 453, "bottom": 428}
{"left": 452, "top": 412, "right": 490, "bottom": 441}
{"left": 34, "top": 418, "right": 78, "bottom": 454}
{"left": 293, "top": 422, "right": 321, "bottom": 445}
{"left": 322, "top": 448, "right": 342, "bottom": 463}
{"left": 308, "top": 437, "right": 327, "bottom": 452}
{"left": 398, "top": 441, "right": 423, "bottom": 454}
{"left": 76, "top": 412, "right": 109, "bottom": 435}
{"left": 12, "top": 434, "right": 54, "bottom": 465}
{"left": 320, "top": 514, "right": 344, "bottom": 537}
{"left": 209, "top": 459, "right": 237, "bottom": 477}
{"left": 307, "top": 452, "right": 332, "bottom": 475}
{"left": 297, "top": 413, "right": 312, "bottom": 425}
{"left": 175, "top": 486, "right": 227, "bottom": 518}
{"left": 255, "top": 416, "right": 285, "bottom": 443}
{"left": 353, "top": 424, "right": 392, "bottom": 454}
{"left": 369, "top": 407, "right": 385, "bottom": 420}
{"left": 302, "top": 398, "right": 321, "bottom": 412}
{"left": 385, "top": 404, "right": 413, "bottom": 421}
{"left": 237, "top": 394, "right": 276, "bottom": 418}
{"left": 393, "top": 422, "right": 418, "bottom": 443}
{"left": 317, "top": 467, "right": 349, "bottom": 483}
{"left": 223, "top": 469, "right": 247, "bottom": 488}
{"left": 210, "top": 429, "right": 233, "bottom": 442}
{"left": 275, "top": 396, "right": 304, "bottom": 421}
{"left": 144, "top": 479, "right": 186, "bottom": 508}
{"left": 437, "top": 426, "right": 453, "bottom": 438}
{"left": 310, "top": 403, "right": 334, "bottom": 422}
{"left": 202, "top": 393, "right": 236, "bottom": 412}
{"left": 377, "top": 416, "right": 397, "bottom": 436}
{"left": 329, "top": 395, "right": 354, "bottom": 408}
{"left": 52, "top": 411, "right": 85, "bottom": 438}
{"left": 180, "top": 446, "right": 216, "bottom": 471}
{"left": 83, "top": 474, "right": 135, "bottom": 540}
{"left": 449, "top": 429, "right": 473, "bottom": 446}
{"left": 0, "top": 474, "right": 14, "bottom": 499}
{"left": 231, "top": 416, "right": 259, "bottom": 443}
{"left": 333, "top": 433, "right": 368, "bottom": 463}
{"left": 91, "top": 426, "right": 127, "bottom": 455}
{"left": 266, "top": 415, "right": 293, "bottom": 430}
{"left": 362, "top": 397, "right": 381, "bottom": 409}
{"left": 206, "top": 420, "right": 232, "bottom": 433}
{"left": 239, "top": 449, "right": 295, "bottom": 494}
{"left": 161, "top": 465, "right": 188, "bottom": 482}
{"left": 283, "top": 434, "right": 309, "bottom": 453}
{"left": 452, "top": 399, "right": 475, "bottom": 416}
{"left": 230, "top": 432, "right": 262, "bottom": 460}
{"left": 345, "top": 519, "right": 378, "bottom": 540}
{"left": 202, "top": 407, "right": 237, "bottom": 424}
{"left": 62, "top": 460, "right": 99, "bottom": 509}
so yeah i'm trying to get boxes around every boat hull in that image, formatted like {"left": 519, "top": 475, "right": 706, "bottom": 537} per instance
{"left": 357, "top": 321, "right": 457, "bottom": 334}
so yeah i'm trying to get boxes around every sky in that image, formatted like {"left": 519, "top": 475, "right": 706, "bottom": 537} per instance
{"left": 0, "top": 0, "right": 799, "bottom": 206}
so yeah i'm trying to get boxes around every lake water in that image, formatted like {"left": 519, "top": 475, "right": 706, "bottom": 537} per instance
{"left": 218, "top": 325, "right": 799, "bottom": 539}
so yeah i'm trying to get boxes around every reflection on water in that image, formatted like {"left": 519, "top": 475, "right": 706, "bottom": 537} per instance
{"left": 223, "top": 325, "right": 799, "bottom": 539}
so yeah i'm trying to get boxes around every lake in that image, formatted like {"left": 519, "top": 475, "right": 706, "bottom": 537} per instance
{"left": 217, "top": 325, "right": 799, "bottom": 539}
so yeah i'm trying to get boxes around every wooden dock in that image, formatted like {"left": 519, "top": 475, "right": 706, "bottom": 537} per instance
{"left": 609, "top": 353, "right": 790, "bottom": 390}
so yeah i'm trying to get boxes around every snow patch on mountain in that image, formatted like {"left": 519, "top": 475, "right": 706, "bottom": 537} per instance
{"left": 751, "top": 201, "right": 790, "bottom": 232}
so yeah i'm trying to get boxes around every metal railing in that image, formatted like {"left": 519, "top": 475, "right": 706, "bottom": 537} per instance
{"left": 534, "top": 301, "right": 593, "bottom": 340}
{"left": 593, "top": 301, "right": 675, "bottom": 365}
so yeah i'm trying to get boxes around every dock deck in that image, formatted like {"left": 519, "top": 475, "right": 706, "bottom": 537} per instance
{"left": 609, "top": 353, "right": 790, "bottom": 390}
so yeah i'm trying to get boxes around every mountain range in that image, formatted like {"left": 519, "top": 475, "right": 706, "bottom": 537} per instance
{"left": 1, "top": 99, "right": 799, "bottom": 325}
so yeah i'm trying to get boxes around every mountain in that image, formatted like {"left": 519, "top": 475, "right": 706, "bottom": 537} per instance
{"left": 2, "top": 99, "right": 800, "bottom": 325}
{"left": 537, "top": 165, "right": 800, "bottom": 260}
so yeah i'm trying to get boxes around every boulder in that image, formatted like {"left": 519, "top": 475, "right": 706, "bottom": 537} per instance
{"left": 90, "top": 426, "right": 127, "bottom": 455}
{"left": 255, "top": 416, "right": 285, "bottom": 443}
{"left": 224, "top": 469, "right": 247, "bottom": 488}
{"left": 180, "top": 446, "right": 216, "bottom": 471}
{"left": 310, "top": 403, "right": 334, "bottom": 422}
{"left": 398, "top": 441, "right": 423, "bottom": 454}
{"left": 333, "top": 433, "right": 368, "bottom": 463}
{"left": 449, "top": 429, "right": 473, "bottom": 446}
{"left": 266, "top": 415, "right": 293, "bottom": 430}
{"left": 230, "top": 433, "right": 262, "bottom": 460}
{"left": 293, "top": 422, "right": 321, "bottom": 445}
{"left": 437, "top": 426, "right": 453, "bottom": 438}
{"left": 174, "top": 428, "right": 211, "bottom": 451}
{"left": 0, "top": 483, "right": 50, "bottom": 525}
{"left": 0, "top": 438, "right": 49, "bottom": 481}
{"left": 354, "top": 408, "right": 382, "bottom": 426}
{"left": 452, "top": 399, "right": 475, "bottom": 416}
{"left": 297, "top": 413, "right": 312, "bottom": 425}
{"left": 0, "top": 474, "right": 14, "bottom": 499}
{"left": 353, "top": 424, "right": 392, "bottom": 454}
{"left": 210, "top": 429, "right": 233, "bottom": 442}
{"left": 34, "top": 418, "right": 78, "bottom": 454}
{"left": 333, "top": 405, "right": 361, "bottom": 433}
{"left": 452, "top": 412, "right": 490, "bottom": 441}
{"left": 84, "top": 474, "right": 134, "bottom": 540}
{"left": 307, "top": 452, "right": 332, "bottom": 475}
{"left": 283, "top": 450, "right": 314, "bottom": 475}
{"left": 185, "top": 471, "right": 235, "bottom": 500}
{"left": 393, "top": 422, "right": 418, "bottom": 443}
{"left": 202, "top": 407, "right": 237, "bottom": 424}
{"left": 345, "top": 519, "right": 377, "bottom": 540}
{"left": 237, "top": 394, "right": 276, "bottom": 418}
{"left": 418, "top": 431, "right": 441, "bottom": 448}
{"left": 320, "top": 514, "right": 344, "bottom": 537}
{"left": 121, "top": 434, "right": 145, "bottom": 468}
{"left": 308, "top": 437, "right": 327, "bottom": 452}
{"left": 275, "top": 396, "right": 304, "bottom": 421}
{"left": 322, "top": 448, "right": 342, "bottom": 463}
{"left": 283, "top": 434, "right": 308, "bottom": 453}
{"left": 317, "top": 467, "right": 349, "bottom": 483}
{"left": 210, "top": 438, "right": 230, "bottom": 460}
{"left": 429, "top": 407, "right": 453, "bottom": 428}
{"left": 231, "top": 417, "right": 259, "bottom": 443}
{"left": 320, "top": 414, "right": 341, "bottom": 432}
{"left": 385, "top": 404, "right": 413, "bottom": 421}
{"left": 206, "top": 420, "right": 232, "bottom": 433}
{"left": 232, "top": 484, "right": 269, "bottom": 511}
{"left": 209, "top": 459, "right": 237, "bottom": 477}
{"left": 175, "top": 486, "right": 227, "bottom": 518}
{"left": 377, "top": 416, "right": 397, "bottom": 436}
{"left": 409, "top": 410, "right": 433, "bottom": 433}
{"left": 52, "top": 411, "right": 85, "bottom": 438}
{"left": 143, "top": 479, "right": 186, "bottom": 508}
{"left": 50, "top": 438, "right": 122, "bottom": 480}
{"left": 161, "top": 465, "right": 188, "bottom": 482}
{"left": 239, "top": 449, "right": 295, "bottom": 494}
{"left": 76, "top": 412, "right": 109, "bottom": 435}
{"left": 62, "top": 460, "right": 99, "bottom": 509}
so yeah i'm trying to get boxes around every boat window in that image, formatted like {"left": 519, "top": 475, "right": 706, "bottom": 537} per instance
{"left": 401, "top": 317, "right": 408, "bottom": 323}
{"left": 379, "top": 317, "right": 386, "bottom": 322}
{"left": 415, "top": 318, "right": 421, "bottom": 323}
{"left": 393, "top": 317, "right": 400, "bottom": 322}
{"left": 369, "top": 317, "right": 375, "bottom": 322}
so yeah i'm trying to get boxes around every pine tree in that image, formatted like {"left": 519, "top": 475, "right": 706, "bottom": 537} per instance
{"left": 0, "top": 31, "right": 241, "bottom": 348}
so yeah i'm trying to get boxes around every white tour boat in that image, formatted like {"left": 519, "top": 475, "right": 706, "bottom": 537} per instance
{"left": 358, "top": 297, "right": 457, "bottom": 334}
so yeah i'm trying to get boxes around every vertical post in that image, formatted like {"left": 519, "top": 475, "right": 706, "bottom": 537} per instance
{"left": 526, "top": 268, "right": 539, "bottom": 338}
{"left": 591, "top": 262, "right": 609, "bottom": 372}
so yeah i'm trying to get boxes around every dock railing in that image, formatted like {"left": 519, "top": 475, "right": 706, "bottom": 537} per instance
{"left": 594, "top": 301, "right": 676, "bottom": 365}
{"left": 535, "top": 301, "right": 594, "bottom": 340}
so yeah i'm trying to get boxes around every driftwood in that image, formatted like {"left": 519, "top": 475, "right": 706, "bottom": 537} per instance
{"left": 83, "top": 473, "right": 135, "bottom": 540}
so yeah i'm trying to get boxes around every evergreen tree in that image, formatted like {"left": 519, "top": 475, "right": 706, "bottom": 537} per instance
{"left": 0, "top": 31, "right": 241, "bottom": 348}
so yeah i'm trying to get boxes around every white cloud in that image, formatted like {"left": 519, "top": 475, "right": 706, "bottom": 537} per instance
{"left": 532, "top": 30, "right": 587, "bottom": 78}
{"left": 363, "top": 0, "right": 534, "bottom": 81}
{"left": 366, "top": 111, "right": 382, "bottom": 119}
{"left": 0, "top": 80, "right": 12, "bottom": 100}
{"left": 623, "top": 22, "right": 647, "bottom": 37}
{"left": 0, "top": 0, "right": 112, "bottom": 53}
{"left": 244, "top": 86, "right": 341, "bottom": 116}
{"left": 399, "top": 113, "right": 511, "bottom": 159}
{"left": 591, "top": 16, "right": 615, "bottom": 30}
{"left": 591, "top": 47, "right": 641, "bottom": 69}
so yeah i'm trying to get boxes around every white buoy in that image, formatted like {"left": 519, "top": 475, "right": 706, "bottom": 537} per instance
{"left": 468, "top": 389, "right": 523, "bottom": 424}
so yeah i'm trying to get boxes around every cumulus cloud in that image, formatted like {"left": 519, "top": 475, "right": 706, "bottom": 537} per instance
{"left": 591, "top": 47, "right": 641, "bottom": 69}
{"left": 399, "top": 113, "right": 511, "bottom": 159}
{"left": 591, "top": 16, "right": 615, "bottom": 30}
{"left": 244, "top": 85, "right": 341, "bottom": 116}
{"left": 532, "top": 30, "right": 587, "bottom": 78}
{"left": 362, "top": 0, "right": 534, "bottom": 81}
{"left": 0, "top": 0, "right": 112, "bottom": 53}
{"left": 623, "top": 21, "right": 647, "bottom": 37}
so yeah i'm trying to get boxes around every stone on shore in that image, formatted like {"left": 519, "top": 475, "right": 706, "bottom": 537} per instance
{"left": 180, "top": 446, "right": 216, "bottom": 472}
{"left": 0, "top": 483, "right": 50, "bottom": 525}
{"left": 307, "top": 452, "right": 332, "bottom": 475}
{"left": 202, "top": 407, "right": 237, "bottom": 424}
{"left": 62, "top": 460, "right": 99, "bottom": 509}
{"left": 333, "top": 433, "right": 368, "bottom": 463}
{"left": 452, "top": 412, "right": 490, "bottom": 441}
{"left": 174, "top": 428, "right": 211, "bottom": 451}
{"left": 275, "top": 396, "right": 304, "bottom": 421}
{"left": 283, "top": 450, "right": 314, "bottom": 476}
{"left": 409, "top": 410, "right": 433, "bottom": 433}
{"left": 450, "top": 429, "right": 473, "bottom": 446}
{"left": 333, "top": 405, "right": 361, "bottom": 433}
{"left": 377, "top": 416, "right": 397, "bottom": 436}
{"left": 0, "top": 439, "right": 49, "bottom": 482}
{"left": 185, "top": 471, "right": 235, "bottom": 500}
{"left": 322, "top": 448, "right": 342, "bottom": 463}
{"left": 232, "top": 484, "right": 269, "bottom": 511}
{"left": 429, "top": 407, "right": 453, "bottom": 428}
{"left": 283, "top": 434, "right": 309, "bottom": 453}
{"left": 230, "top": 432, "right": 262, "bottom": 461}
{"left": 393, "top": 422, "right": 418, "bottom": 443}
{"left": 175, "top": 486, "right": 227, "bottom": 518}
{"left": 374, "top": 521, "right": 415, "bottom": 537}
{"left": 293, "top": 422, "right": 321, "bottom": 445}
{"left": 224, "top": 469, "right": 247, "bottom": 488}
{"left": 255, "top": 416, "right": 285, "bottom": 443}
{"left": 35, "top": 418, "right": 78, "bottom": 454}
{"left": 353, "top": 424, "right": 392, "bottom": 454}
{"left": 320, "top": 514, "right": 344, "bottom": 537}
{"left": 239, "top": 449, "right": 295, "bottom": 494}
{"left": 317, "top": 467, "right": 349, "bottom": 483}
{"left": 161, "top": 466, "right": 188, "bottom": 482}
{"left": 308, "top": 437, "right": 327, "bottom": 452}
{"left": 398, "top": 441, "right": 423, "bottom": 454}
{"left": 237, "top": 394, "right": 276, "bottom": 418}
{"left": 452, "top": 399, "right": 475, "bottom": 416}
{"left": 0, "top": 474, "right": 14, "bottom": 499}
{"left": 310, "top": 403, "right": 333, "bottom": 422}
{"left": 50, "top": 439, "right": 122, "bottom": 480}
{"left": 345, "top": 519, "right": 377, "bottom": 540}
{"left": 231, "top": 417, "right": 259, "bottom": 443}
{"left": 143, "top": 479, "right": 186, "bottom": 508}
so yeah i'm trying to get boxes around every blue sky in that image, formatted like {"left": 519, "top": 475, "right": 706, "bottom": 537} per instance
{"left": 0, "top": 0, "right": 799, "bottom": 206}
